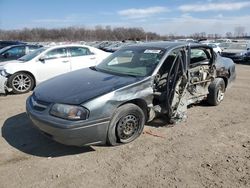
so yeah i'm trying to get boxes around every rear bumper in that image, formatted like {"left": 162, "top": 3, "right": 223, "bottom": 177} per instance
{"left": 26, "top": 96, "right": 110, "bottom": 146}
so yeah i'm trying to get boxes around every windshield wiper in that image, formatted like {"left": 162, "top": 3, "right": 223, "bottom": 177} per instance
{"left": 121, "top": 72, "right": 140, "bottom": 77}
{"left": 18, "top": 58, "right": 26, "bottom": 61}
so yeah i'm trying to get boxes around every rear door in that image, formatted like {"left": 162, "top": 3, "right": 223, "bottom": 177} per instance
{"left": 36, "top": 47, "right": 71, "bottom": 82}
{"left": 187, "top": 46, "right": 215, "bottom": 100}
{"left": 67, "top": 46, "right": 98, "bottom": 71}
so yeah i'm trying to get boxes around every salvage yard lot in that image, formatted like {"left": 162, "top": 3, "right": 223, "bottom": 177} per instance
{"left": 0, "top": 64, "right": 250, "bottom": 188}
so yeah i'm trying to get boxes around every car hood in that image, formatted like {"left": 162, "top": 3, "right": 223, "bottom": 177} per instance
{"left": 34, "top": 67, "right": 142, "bottom": 104}
{"left": 222, "top": 49, "right": 246, "bottom": 53}
{"left": 0, "top": 60, "right": 22, "bottom": 66}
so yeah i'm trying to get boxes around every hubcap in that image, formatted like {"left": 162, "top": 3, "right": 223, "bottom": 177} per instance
{"left": 217, "top": 86, "right": 225, "bottom": 102}
{"left": 12, "top": 74, "right": 31, "bottom": 92}
{"left": 117, "top": 114, "right": 139, "bottom": 141}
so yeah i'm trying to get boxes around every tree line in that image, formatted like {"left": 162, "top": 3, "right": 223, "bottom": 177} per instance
{"left": 0, "top": 26, "right": 249, "bottom": 42}
{"left": 0, "top": 26, "right": 162, "bottom": 42}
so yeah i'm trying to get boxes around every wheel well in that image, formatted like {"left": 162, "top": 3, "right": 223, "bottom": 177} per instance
{"left": 119, "top": 99, "right": 149, "bottom": 121}
{"left": 9, "top": 71, "right": 36, "bottom": 89}
{"left": 218, "top": 76, "right": 228, "bottom": 88}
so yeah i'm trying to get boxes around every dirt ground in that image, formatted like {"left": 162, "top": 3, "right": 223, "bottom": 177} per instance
{"left": 0, "top": 64, "right": 249, "bottom": 188}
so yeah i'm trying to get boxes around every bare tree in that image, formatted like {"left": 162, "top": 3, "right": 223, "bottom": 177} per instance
{"left": 226, "top": 32, "right": 233, "bottom": 38}
{"left": 234, "top": 26, "right": 245, "bottom": 38}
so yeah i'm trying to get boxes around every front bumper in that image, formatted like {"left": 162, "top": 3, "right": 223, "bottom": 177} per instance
{"left": 0, "top": 75, "right": 7, "bottom": 94}
{"left": 26, "top": 96, "right": 110, "bottom": 146}
{"left": 221, "top": 54, "right": 246, "bottom": 62}
{"left": 0, "top": 75, "right": 12, "bottom": 94}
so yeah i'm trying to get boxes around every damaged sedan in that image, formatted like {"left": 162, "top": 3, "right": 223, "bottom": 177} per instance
{"left": 26, "top": 42, "right": 236, "bottom": 146}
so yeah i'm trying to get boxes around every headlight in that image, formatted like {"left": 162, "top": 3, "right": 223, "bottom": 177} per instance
{"left": 50, "top": 104, "right": 89, "bottom": 120}
{"left": 0, "top": 69, "right": 8, "bottom": 77}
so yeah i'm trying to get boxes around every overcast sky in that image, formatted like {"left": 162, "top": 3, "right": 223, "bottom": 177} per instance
{"left": 0, "top": 0, "right": 250, "bottom": 35}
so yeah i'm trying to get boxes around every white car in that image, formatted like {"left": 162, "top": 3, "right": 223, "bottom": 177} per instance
{"left": 0, "top": 44, "right": 111, "bottom": 94}
{"left": 206, "top": 43, "right": 222, "bottom": 54}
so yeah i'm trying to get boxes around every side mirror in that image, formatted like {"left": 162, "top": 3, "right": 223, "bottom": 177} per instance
{"left": 39, "top": 57, "right": 45, "bottom": 62}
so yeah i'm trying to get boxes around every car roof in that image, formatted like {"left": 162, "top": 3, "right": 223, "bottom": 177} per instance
{"left": 122, "top": 41, "right": 208, "bottom": 50}
{"left": 44, "top": 44, "right": 94, "bottom": 49}
{"left": 1, "top": 44, "right": 42, "bottom": 48}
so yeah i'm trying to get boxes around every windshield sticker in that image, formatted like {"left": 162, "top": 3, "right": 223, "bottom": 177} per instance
{"left": 144, "top": 49, "right": 161, "bottom": 54}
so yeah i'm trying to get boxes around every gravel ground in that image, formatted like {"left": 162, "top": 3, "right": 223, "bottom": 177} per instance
{"left": 0, "top": 64, "right": 249, "bottom": 188}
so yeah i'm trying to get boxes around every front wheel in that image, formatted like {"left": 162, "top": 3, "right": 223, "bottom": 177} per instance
{"left": 8, "top": 72, "right": 34, "bottom": 94}
{"left": 107, "top": 103, "right": 145, "bottom": 146}
{"left": 207, "top": 78, "right": 225, "bottom": 106}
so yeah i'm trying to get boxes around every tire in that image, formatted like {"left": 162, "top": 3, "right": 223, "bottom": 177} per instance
{"left": 8, "top": 72, "right": 34, "bottom": 94}
{"left": 107, "top": 103, "right": 145, "bottom": 146}
{"left": 207, "top": 78, "right": 225, "bottom": 106}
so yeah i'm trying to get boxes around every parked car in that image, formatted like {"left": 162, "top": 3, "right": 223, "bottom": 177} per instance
{"left": 220, "top": 43, "right": 250, "bottom": 62}
{"left": 26, "top": 42, "right": 236, "bottom": 146}
{"left": 0, "top": 44, "right": 110, "bottom": 94}
{"left": 0, "top": 44, "right": 42, "bottom": 62}
{"left": 215, "top": 39, "right": 232, "bottom": 43}
{"left": 219, "top": 42, "right": 231, "bottom": 50}
{"left": 206, "top": 43, "right": 222, "bottom": 54}
{"left": 0, "top": 40, "right": 26, "bottom": 49}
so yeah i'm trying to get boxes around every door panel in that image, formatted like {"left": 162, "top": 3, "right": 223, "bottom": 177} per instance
{"left": 68, "top": 47, "right": 97, "bottom": 71}
{"left": 36, "top": 48, "right": 70, "bottom": 82}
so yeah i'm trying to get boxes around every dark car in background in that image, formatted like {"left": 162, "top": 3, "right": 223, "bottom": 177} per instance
{"left": 0, "top": 44, "right": 42, "bottom": 62}
{"left": 26, "top": 42, "right": 236, "bottom": 147}
{"left": 0, "top": 40, "right": 26, "bottom": 49}
{"left": 220, "top": 43, "right": 250, "bottom": 62}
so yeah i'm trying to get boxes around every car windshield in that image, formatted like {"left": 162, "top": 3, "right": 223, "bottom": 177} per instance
{"left": 219, "top": 43, "right": 231, "bottom": 48}
{"left": 227, "top": 43, "right": 248, "bottom": 50}
{"left": 96, "top": 47, "right": 166, "bottom": 77}
{"left": 19, "top": 47, "right": 47, "bottom": 61}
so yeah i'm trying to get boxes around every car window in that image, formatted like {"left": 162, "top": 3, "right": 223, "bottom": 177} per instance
{"left": 190, "top": 49, "right": 210, "bottom": 64}
{"left": 208, "top": 44, "right": 216, "bottom": 48}
{"left": 44, "top": 48, "right": 67, "bottom": 59}
{"left": 6, "top": 46, "right": 25, "bottom": 56}
{"left": 28, "top": 45, "right": 41, "bottom": 52}
{"left": 68, "top": 47, "right": 92, "bottom": 57}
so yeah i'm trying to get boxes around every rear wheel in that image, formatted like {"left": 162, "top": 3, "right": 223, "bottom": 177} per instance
{"left": 207, "top": 78, "right": 225, "bottom": 106}
{"left": 8, "top": 72, "right": 34, "bottom": 94}
{"left": 107, "top": 103, "right": 145, "bottom": 146}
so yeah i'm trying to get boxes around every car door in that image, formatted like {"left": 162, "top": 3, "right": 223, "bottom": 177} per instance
{"left": 164, "top": 48, "right": 189, "bottom": 119}
{"left": 187, "top": 47, "right": 215, "bottom": 100}
{"left": 158, "top": 46, "right": 214, "bottom": 121}
{"left": 36, "top": 47, "right": 71, "bottom": 82}
{"left": 67, "top": 46, "right": 98, "bottom": 71}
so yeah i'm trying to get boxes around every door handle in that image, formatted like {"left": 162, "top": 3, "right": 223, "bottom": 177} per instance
{"left": 62, "top": 60, "right": 69, "bottom": 63}
{"left": 90, "top": 57, "right": 96, "bottom": 60}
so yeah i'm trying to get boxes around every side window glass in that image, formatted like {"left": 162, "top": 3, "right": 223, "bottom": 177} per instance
{"left": 68, "top": 47, "right": 91, "bottom": 57}
{"left": 190, "top": 49, "right": 210, "bottom": 64}
{"left": 6, "top": 46, "right": 25, "bottom": 56}
{"left": 29, "top": 46, "right": 40, "bottom": 52}
{"left": 44, "top": 48, "right": 67, "bottom": 59}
